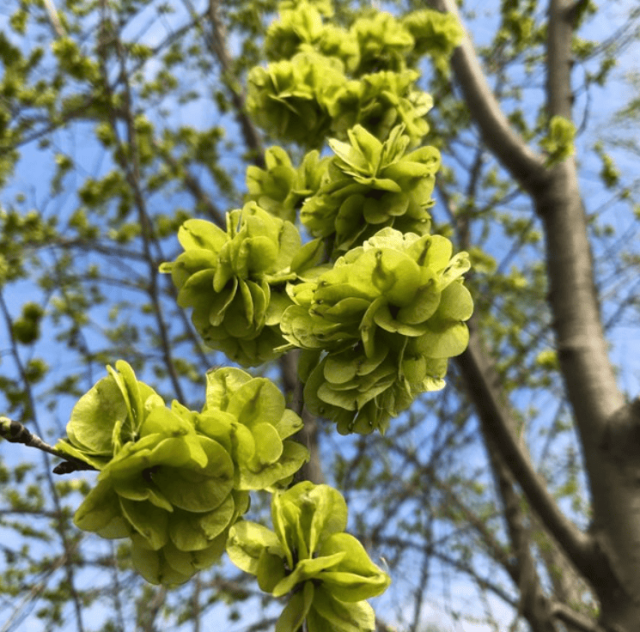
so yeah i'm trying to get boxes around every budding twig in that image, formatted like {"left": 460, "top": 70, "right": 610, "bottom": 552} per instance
{"left": 0, "top": 416, "right": 96, "bottom": 474}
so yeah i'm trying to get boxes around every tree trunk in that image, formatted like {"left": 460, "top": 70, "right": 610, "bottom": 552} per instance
{"left": 427, "top": 0, "right": 640, "bottom": 628}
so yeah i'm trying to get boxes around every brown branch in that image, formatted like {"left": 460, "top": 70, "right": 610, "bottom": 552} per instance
{"left": 427, "top": 1, "right": 635, "bottom": 619}
{"left": 566, "top": 0, "right": 591, "bottom": 26}
{"left": 540, "top": 0, "right": 625, "bottom": 437}
{"left": 154, "top": 142, "right": 225, "bottom": 227}
{"left": 0, "top": 293, "right": 87, "bottom": 632}
{"left": 396, "top": 539, "right": 520, "bottom": 609}
{"left": 425, "top": 0, "right": 547, "bottom": 193}
{"left": 280, "top": 351, "right": 324, "bottom": 485}
{"left": 43, "top": 0, "right": 66, "bottom": 37}
{"left": 455, "top": 326, "right": 597, "bottom": 579}
{"left": 98, "top": 2, "right": 186, "bottom": 404}
{"left": 484, "top": 434, "right": 558, "bottom": 632}
{"left": 551, "top": 602, "right": 608, "bottom": 632}
{"left": 389, "top": 438, "right": 516, "bottom": 575}
{"left": 0, "top": 417, "right": 96, "bottom": 474}
{"left": 207, "top": 0, "right": 264, "bottom": 166}
{"left": 178, "top": 0, "right": 264, "bottom": 166}
{"left": 138, "top": 587, "right": 166, "bottom": 632}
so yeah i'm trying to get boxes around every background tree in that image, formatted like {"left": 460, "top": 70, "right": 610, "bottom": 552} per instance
{"left": 0, "top": 0, "right": 639, "bottom": 631}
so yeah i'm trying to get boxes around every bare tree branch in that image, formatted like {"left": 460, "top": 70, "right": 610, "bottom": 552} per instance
{"left": 154, "top": 142, "right": 225, "bottom": 226}
{"left": 43, "top": 0, "right": 66, "bottom": 37}
{"left": 0, "top": 292, "right": 87, "bottom": 632}
{"left": 484, "top": 435, "right": 558, "bottom": 632}
{"left": 207, "top": 0, "right": 264, "bottom": 165}
{"left": 455, "top": 326, "right": 596, "bottom": 577}
{"left": 96, "top": 1, "right": 187, "bottom": 404}
{"left": 281, "top": 351, "right": 325, "bottom": 485}
{"left": 425, "top": 0, "right": 547, "bottom": 193}
{"left": 551, "top": 602, "right": 608, "bottom": 632}
{"left": 0, "top": 417, "right": 96, "bottom": 474}
{"left": 179, "top": 0, "right": 264, "bottom": 166}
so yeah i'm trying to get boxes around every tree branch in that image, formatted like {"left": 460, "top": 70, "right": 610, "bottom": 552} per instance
{"left": 0, "top": 417, "right": 96, "bottom": 474}
{"left": 425, "top": 0, "right": 547, "bottom": 193}
{"left": 207, "top": 0, "right": 264, "bottom": 165}
{"left": 566, "top": 0, "right": 591, "bottom": 26}
{"left": 43, "top": 0, "right": 66, "bottom": 37}
{"left": 551, "top": 602, "right": 607, "bottom": 632}
{"left": 280, "top": 352, "right": 325, "bottom": 485}
{"left": 179, "top": 0, "right": 264, "bottom": 166}
{"left": 455, "top": 326, "right": 597, "bottom": 578}
{"left": 155, "top": 143, "right": 225, "bottom": 227}
{"left": 540, "top": 0, "right": 625, "bottom": 437}
{"left": 429, "top": 0, "right": 635, "bottom": 618}
{"left": 0, "top": 291, "right": 87, "bottom": 632}
{"left": 483, "top": 433, "right": 558, "bottom": 632}
{"left": 98, "top": 4, "right": 187, "bottom": 404}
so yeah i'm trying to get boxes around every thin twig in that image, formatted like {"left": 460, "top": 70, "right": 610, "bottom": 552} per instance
{"left": 43, "top": 0, "right": 66, "bottom": 37}
{"left": 0, "top": 417, "right": 96, "bottom": 474}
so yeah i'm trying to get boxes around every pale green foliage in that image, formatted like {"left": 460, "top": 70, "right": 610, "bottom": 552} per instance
{"left": 57, "top": 362, "right": 308, "bottom": 585}
{"left": 160, "top": 204, "right": 321, "bottom": 366}
{"left": 56, "top": 0, "right": 471, "bottom": 617}
{"left": 3, "top": 0, "right": 634, "bottom": 629}
{"left": 402, "top": 9, "right": 464, "bottom": 69}
{"left": 540, "top": 115, "right": 577, "bottom": 165}
{"left": 11, "top": 301, "right": 44, "bottom": 345}
{"left": 227, "top": 482, "right": 390, "bottom": 632}
{"left": 282, "top": 228, "right": 472, "bottom": 434}
{"left": 301, "top": 124, "right": 439, "bottom": 251}
{"left": 246, "top": 147, "right": 331, "bottom": 222}
{"left": 247, "top": 1, "right": 460, "bottom": 147}
{"left": 247, "top": 51, "right": 346, "bottom": 147}
{"left": 160, "top": 1, "right": 473, "bottom": 441}
{"left": 352, "top": 12, "right": 415, "bottom": 74}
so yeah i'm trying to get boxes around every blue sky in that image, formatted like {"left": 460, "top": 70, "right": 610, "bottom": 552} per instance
{"left": 1, "top": 1, "right": 639, "bottom": 631}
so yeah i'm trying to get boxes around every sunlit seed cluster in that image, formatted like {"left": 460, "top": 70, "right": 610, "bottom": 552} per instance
{"left": 56, "top": 362, "right": 308, "bottom": 585}
{"left": 228, "top": 482, "right": 390, "bottom": 632}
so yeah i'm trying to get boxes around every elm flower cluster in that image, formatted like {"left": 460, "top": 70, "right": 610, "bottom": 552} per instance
{"left": 56, "top": 362, "right": 308, "bottom": 585}
{"left": 301, "top": 124, "right": 439, "bottom": 252}
{"left": 160, "top": 202, "right": 321, "bottom": 367}
{"left": 280, "top": 228, "right": 473, "bottom": 434}
{"left": 245, "top": 147, "right": 330, "bottom": 223}
{"left": 247, "top": 1, "right": 459, "bottom": 149}
{"left": 227, "top": 482, "right": 390, "bottom": 632}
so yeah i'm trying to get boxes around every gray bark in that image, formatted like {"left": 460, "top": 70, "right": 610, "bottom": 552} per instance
{"left": 426, "top": 0, "right": 640, "bottom": 628}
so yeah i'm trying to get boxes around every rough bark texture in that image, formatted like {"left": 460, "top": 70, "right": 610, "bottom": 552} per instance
{"left": 427, "top": 0, "right": 640, "bottom": 629}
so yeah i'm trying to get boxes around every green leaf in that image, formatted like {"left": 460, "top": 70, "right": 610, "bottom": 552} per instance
{"left": 168, "top": 494, "right": 235, "bottom": 551}
{"left": 227, "top": 378, "right": 286, "bottom": 429}
{"left": 307, "top": 586, "right": 376, "bottom": 632}
{"left": 257, "top": 548, "right": 288, "bottom": 593}
{"left": 272, "top": 552, "right": 346, "bottom": 597}
{"left": 178, "top": 219, "right": 227, "bottom": 252}
{"left": 131, "top": 541, "right": 191, "bottom": 586}
{"left": 396, "top": 278, "right": 440, "bottom": 324}
{"left": 274, "top": 409, "right": 304, "bottom": 439}
{"left": 251, "top": 422, "right": 283, "bottom": 465}
{"left": 415, "top": 321, "right": 470, "bottom": 359}
{"left": 238, "top": 440, "right": 309, "bottom": 490}
{"left": 275, "top": 582, "right": 315, "bottom": 632}
{"left": 435, "top": 280, "right": 474, "bottom": 321}
{"left": 165, "top": 537, "right": 227, "bottom": 577}
{"left": 66, "top": 374, "right": 128, "bottom": 456}
{"left": 151, "top": 437, "right": 234, "bottom": 513}
{"left": 205, "top": 367, "right": 252, "bottom": 411}
{"left": 227, "top": 521, "right": 283, "bottom": 575}
{"left": 120, "top": 499, "right": 169, "bottom": 551}
{"left": 74, "top": 480, "right": 129, "bottom": 538}
{"left": 319, "top": 533, "right": 391, "bottom": 601}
